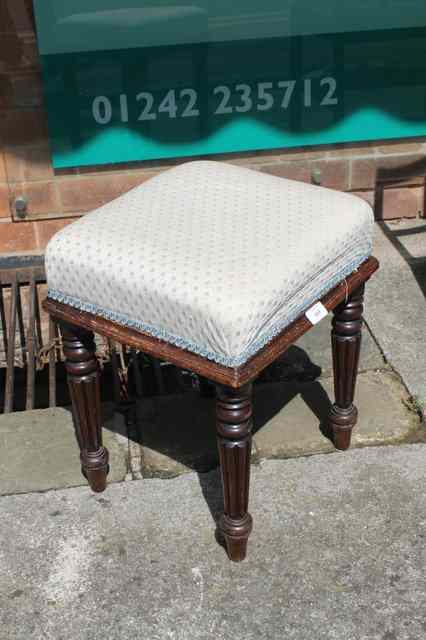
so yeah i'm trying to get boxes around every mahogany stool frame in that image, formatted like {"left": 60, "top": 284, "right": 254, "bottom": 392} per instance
{"left": 42, "top": 256, "right": 379, "bottom": 562}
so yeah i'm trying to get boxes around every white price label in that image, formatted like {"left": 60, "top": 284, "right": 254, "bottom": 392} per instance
{"left": 305, "top": 302, "right": 328, "bottom": 325}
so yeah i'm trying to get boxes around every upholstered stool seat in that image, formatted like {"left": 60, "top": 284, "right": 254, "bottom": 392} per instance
{"left": 43, "top": 160, "right": 378, "bottom": 563}
{"left": 46, "top": 161, "right": 373, "bottom": 368}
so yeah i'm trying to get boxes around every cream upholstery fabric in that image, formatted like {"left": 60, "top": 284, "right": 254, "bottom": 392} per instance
{"left": 46, "top": 161, "right": 374, "bottom": 367}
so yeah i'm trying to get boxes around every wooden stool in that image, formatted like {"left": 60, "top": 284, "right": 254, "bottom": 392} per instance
{"left": 43, "top": 161, "right": 378, "bottom": 562}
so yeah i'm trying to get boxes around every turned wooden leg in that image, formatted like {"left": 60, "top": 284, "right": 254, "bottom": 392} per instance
{"left": 216, "top": 383, "right": 253, "bottom": 562}
{"left": 328, "top": 284, "right": 364, "bottom": 451}
{"left": 61, "top": 323, "right": 109, "bottom": 492}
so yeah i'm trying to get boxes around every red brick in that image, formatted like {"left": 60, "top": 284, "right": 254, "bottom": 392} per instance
{"left": 0, "top": 152, "right": 6, "bottom": 181}
{"left": 0, "top": 220, "right": 36, "bottom": 253}
{"left": 10, "top": 71, "right": 44, "bottom": 107}
{"left": 0, "top": 183, "right": 11, "bottom": 218}
{"left": 0, "top": 33, "right": 24, "bottom": 67}
{"left": 351, "top": 155, "right": 425, "bottom": 190}
{"left": 54, "top": 167, "right": 79, "bottom": 177}
{"left": 77, "top": 157, "right": 183, "bottom": 174}
{"left": 0, "top": 75, "right": 13, "bottom": 109}
{"left": 351, "top": 159, "right": 377, "bottom": 190}
{"left": 190, "top": 151, "right": 258, "bottom": 166}
{"left": 1, "top": 0, "right": 34, "bottom": 33}
{"left": 0, "top": 108, "right": 48, "bottom": 145}
{"left": 0, "top": 29, "right": 41, "bottom": 74}
{"left": 5, "top": 144, "right": 53, "bottom": 182}
{"left": 35, "top": 218, "right": 76, "bottom": 250}
{"left": 350, "top": 191, "right": 375, "bottom": 208}
{"left": 261, "top": 158, "right": 349, "bottom": 190}
{"left": 377, "top": 140, "right": 424, "bottom": 155}
{"left": 263, "top": 147, "right": 324, "bottom": 161}
{"left": 9, "top": 181, "right": 61, "bottom": 218}
{"left": 261, "top": 162, "right": 311, "bottom": 183}
{"left": 58, "top": 172, "right": 157, "bottom": 213}
{"left": 311, "top": 159, "right": 349, "bottom": 191}
{"left": 327, "top": 141, "right": 376, "bottom": 158}
{"left": 379, "top": 187, "right": 423, "bottom": 220}
{"left": 0, "top": 0, "right": 14, "bottom": 32}
{"left": 21, "top": 35, "right": 40, "bottom": 70}
{"left": 0, "top": 32, "right": 41, "bottom": 72}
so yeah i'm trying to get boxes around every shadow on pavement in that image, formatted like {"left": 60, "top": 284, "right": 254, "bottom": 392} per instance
{"left": 102, "top": 346, "right": 332, "bottom": 526}
{"left": 375, "top": 160, "right": 426, "bottom": 298}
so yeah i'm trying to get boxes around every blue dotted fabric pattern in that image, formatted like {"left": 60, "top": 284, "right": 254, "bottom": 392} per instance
{"left": 46, "top": 161, "right": 374, "bottom": 367}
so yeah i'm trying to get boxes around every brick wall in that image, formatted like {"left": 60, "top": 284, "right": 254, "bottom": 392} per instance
{"left": 1, "top": 0, "right": 425, "bottom": 257}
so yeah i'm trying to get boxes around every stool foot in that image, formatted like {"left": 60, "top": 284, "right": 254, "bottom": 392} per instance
{"left": 216, "top": 383, "right": 253, "bottom": 562}
{"left": 81, "top": 448, "right": 109, "bottom": 492}
{"left": 328, "top": 285, "right": 364, "bottom": 451}
{"left": 61, "top": 322, "right": 109, "bottom": 492}
{"left": 219, "top": 513, "right": 253, "bottom": 562}
{"left": 329, "top": 404, "right": 358, "bottom": 451}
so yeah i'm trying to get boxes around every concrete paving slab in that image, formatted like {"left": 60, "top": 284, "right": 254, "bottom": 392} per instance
{"left": 253, "top": 370, "right": 418, "bottom": 459}
{"left": 138, "top": 370, "right": 420, "bottom": 477}
{"left": 0, "top": 407, "right": 128, "bottom": 496}
{"left": 137, "top": 392, "right": 220, "bottom": 478}
{"left": 365, "top": 221, "right": 426, "bottom": 415}
{"left": 1, "top": 444, "right": 425, "bottom": 640}
{"left": 1, "top": 368, "right": 416, "bottom": 493}
{"left": 294, "top": 315, "right": 384, "bottom": 377}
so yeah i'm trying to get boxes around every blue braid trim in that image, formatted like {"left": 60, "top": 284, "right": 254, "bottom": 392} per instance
{"left": 48, "top": 251, "right": 370, "bottom": 368}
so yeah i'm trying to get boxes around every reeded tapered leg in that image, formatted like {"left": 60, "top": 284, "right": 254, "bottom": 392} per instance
{"left": 328, "top": 285, "right": 364, "bottom": 450}
{"left": 216, "top": 383, "right": 253, "bottom": 562}
{"left": 61, "top": 323, "right": 109, "bottom": 492}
